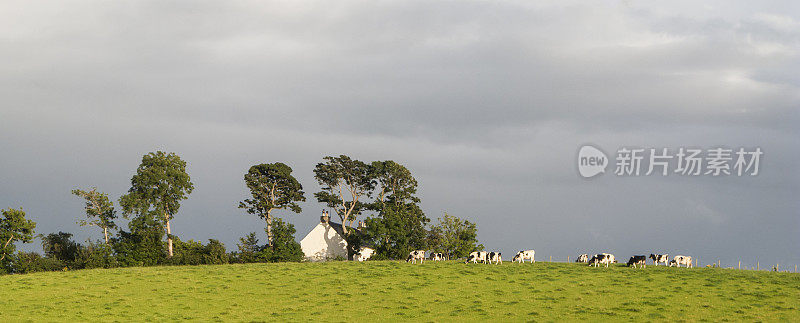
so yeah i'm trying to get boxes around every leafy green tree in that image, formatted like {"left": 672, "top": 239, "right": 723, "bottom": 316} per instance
{"left": 202, "top": 239, "right": 228, "bottom": 264}
{"left": 364, "top": 203, "right": 429, "bottom": 260}
{"left": 369, "top": 160, "right": 419, "bottom": 207}
{"left": 363, "top": 160, "right": 429, "bottom": 259}
{"left": 261, "top": 218, "right": 304, "bottom": 262}
{"left": 75, "top": 241, "right": 117, "bottom": 269}
{"left": 119, "top": 151, "right": 194, "bottom": 257}
{"left": 112, "top": 210, "right": 166, "bottom": 267}
{"left": 1, "top": 208, "right": 36, "bottom": 268}
{"left": 72, "top": 187, "right": 117, "bottom": 244}
{"left": 232, "top": 232, "right": 262, "bottom": 263}
{"left": 239, "top": 163, "right": 305, "bottom": 246}
{"left": 42, "top": 232, "right": 81, "bottom": 266}
{"left": 314, "top": 155, "right": 374, "bottom": 235}
{"left": 428, "top": 213, "right": 483, "bottom": 260}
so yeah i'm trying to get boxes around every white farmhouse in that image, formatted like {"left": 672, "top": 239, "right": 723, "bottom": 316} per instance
{"left": 300, "top": 211, "right": 365, "bottom": 261}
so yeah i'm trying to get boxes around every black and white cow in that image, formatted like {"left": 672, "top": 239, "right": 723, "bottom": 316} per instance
{"left": 512, "top": 250, "right": 535, "bottom": 263}
{"left": 429, "top": 252, "right": 445, "bottom": 261}
{"left": 589, "top": 253, "right": 616, "bottom": 267}
{"left": 649, "top": 254, "right": 669, "bottom": 266}
{"left": 669, "top": 255, "right": 693, "bottom": 268}
{"left": 487, "top": 252, "right": 502, "bottom": 265}
{"left": 406, "top": 250, "right": 426, "bottom": 264}
{"left": 576, "top": 254, "right": 589, "bottom": 263}
{"left": 355, "top": 247, "right": 375, "bottom": 262}
{"left": 627, "top": 255, "right": 647, "bottom": 268}
{"left": 466, "top": 251, "right": 488, "bottom": 264}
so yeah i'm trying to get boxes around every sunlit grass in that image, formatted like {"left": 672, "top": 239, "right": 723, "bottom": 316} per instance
{"left": 2, "top": 261, "right": 798, "bottom": 321}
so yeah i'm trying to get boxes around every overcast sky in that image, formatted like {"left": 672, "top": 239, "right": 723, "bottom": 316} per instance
{"left": 1, "top": 1, "right": 798, "bottom": 267}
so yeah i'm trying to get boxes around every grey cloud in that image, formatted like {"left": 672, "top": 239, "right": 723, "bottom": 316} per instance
{"left": 0, "top": 1, "right": 798, "bottom": 267}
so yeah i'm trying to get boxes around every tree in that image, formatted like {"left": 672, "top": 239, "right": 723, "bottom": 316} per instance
{"left": 1, "top": 208, "right": 36, "bottom": 267}
{"left": 233, "top": 232, "right": 262, "bottom": 263}
{"left": 239, "top": 163, "right": 305, "bottom": 246}
{"left": 428, "top": 213, "right": 483, "bottom": 260}
{"left": 119, "top": 151, "right": 194, "bottom": 257}
{"left": 369, "top": 160, "right": 419, "bottom": 208}
{"left": 262, "top": 218, "right": 304, "bottom": 262}
{"left": 72, "top": 187, "right": 117, "bottom": 244}
{"left": 41, "top": 232, "right": 81, "bottom": 265}
{"left": 313, "top": 155, "right": 374, "bottom": 235}
{"left": 112, "top": 214, "right": 165, "bottom": 267}
{"left": 363, "top": 160, "right": 429, "bottom": 259}
{"left": 364, "top": 203, "right": 429, "bottom": 259}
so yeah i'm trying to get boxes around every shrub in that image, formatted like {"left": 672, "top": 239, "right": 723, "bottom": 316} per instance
{"left": 75, "top": 242, "right": 118, "bottom": 269}
{"left": 41, "top": 232, "right": 81, "bottom": 267}
{"left": 11, "top": 252, "right": 65, "bottom": 274}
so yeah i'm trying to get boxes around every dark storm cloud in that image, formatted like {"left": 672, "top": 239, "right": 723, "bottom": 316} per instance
{"left": 1, "top": 1, "right": 798, "bottom": 267}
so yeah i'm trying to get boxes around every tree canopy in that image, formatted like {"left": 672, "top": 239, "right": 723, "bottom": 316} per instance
{"left": 239, "top": 162, "right": 305, "bottom": 246}
{"left": 428, "top": 213, "right": 483, "bottom": 260}
{"left": 120, "top": 151, "right": 194, "bottom": 257}
{"left": 313, "top": 155, "right": 374, "bottom": 234}
{"left": 370, "top": 160, "right": 419, "bottom": 207}
{"left": 1, "top": 208, "right": 36, "bottom": 268}
{"left": 362, "top": 160, "right": 429, "bottom": 259}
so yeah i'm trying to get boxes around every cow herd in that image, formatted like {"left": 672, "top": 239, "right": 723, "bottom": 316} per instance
{"left": 574, "top": 253, "right": 695, "bottom": 268}
{"left": 390, "top": 248, "right": 695, "bottom": 269}
{"left": 355, "top": 246, "right": 696, "bottom": 269}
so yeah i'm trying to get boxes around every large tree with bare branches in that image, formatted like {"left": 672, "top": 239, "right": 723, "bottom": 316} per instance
{"left": 239, "top": 162, "right": 305, "bottom": 246}
{"left": 72, "top": 187, "right": 117, "bottom": 244}
{"left": 313, "top": 155, "right": 374, "bottom": 235}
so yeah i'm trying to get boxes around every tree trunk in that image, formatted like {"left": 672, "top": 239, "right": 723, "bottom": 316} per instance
{"left": 1, "top": 234, "right": 14, "bottom": 262}
{"left": 165, "top": 216, "right": 173, "bottom": 257}
{"left": 266, "top": 210, "right": 273, "bottom": 247}
{"left": 103, "top": 227, "right": 109, "bottom": 245}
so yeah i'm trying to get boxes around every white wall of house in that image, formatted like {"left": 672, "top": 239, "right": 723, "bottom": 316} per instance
{"left": 300, "top": 222, "right": 347, "bottom": 261}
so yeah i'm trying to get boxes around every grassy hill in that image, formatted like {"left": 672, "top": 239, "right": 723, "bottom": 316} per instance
{"left": 2, "top": 261, "right": 798, "bottom": 321}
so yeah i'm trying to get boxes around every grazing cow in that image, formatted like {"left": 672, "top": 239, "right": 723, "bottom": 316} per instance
{"left": 627, "top": 255, "right": 647, "bottom": 268}
{"left": 649, "top": 254, "right": 669, "bottom": 266}
{"left": 429, "top": 252, "right": 444, "bottom": 261}
{"left": 488, "top": 252, "right": 502, "bottom": 265}
{"left": 406, "top": 250, "right": 426, "bottom": 264}
{"left": 589, "top": 253, "right": 616, "bottom": 267}
{"left": 466, "top": 251, "right": 488, "bottom": 264}
{"left": 576, "top": 254, "right": 589, "bottom": 263}
{"left": 355, "top": 247, "right": 375, "bottom": 262}
{"left": 512, "top": 250, "right": 535, "bottom": 263}
{"left": 669, "top": 255, "right": 693, "bottom": 268}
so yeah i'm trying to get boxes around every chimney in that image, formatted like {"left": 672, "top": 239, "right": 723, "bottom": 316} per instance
{"left": 320, "top": 210, "right": 329, "bottom": 224}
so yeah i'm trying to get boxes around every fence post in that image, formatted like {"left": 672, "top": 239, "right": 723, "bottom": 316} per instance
{"left": 757, "top": 261, "right": 759, "bottom": 271}
{"left": 738, "top": 261, "right": 741, "bottom": 270}
{"left": 567, "top": 256, "right": 570, "bottom": 263}
{"left": 549, "top": 256, "right": 552, "bottom": 262}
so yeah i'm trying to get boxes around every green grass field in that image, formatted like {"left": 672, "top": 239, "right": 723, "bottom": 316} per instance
{"left": 2, "top": 261, "right": 798, "bottom": 321}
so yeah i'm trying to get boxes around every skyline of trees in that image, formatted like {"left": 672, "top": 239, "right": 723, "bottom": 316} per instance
{"left": 1, "top": 151, "right": 483, "bottom": 275}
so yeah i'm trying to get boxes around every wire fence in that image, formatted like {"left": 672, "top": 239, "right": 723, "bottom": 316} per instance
{"left": 528, "top": 255, "right": 799, "bottom": 273}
